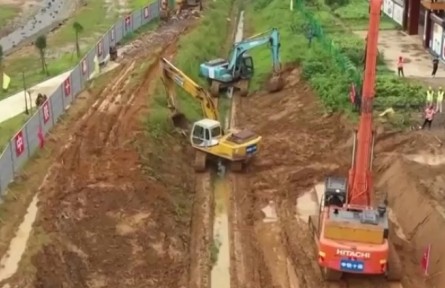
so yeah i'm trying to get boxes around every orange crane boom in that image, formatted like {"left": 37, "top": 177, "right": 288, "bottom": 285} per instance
{"left": 347, "top": 0, "right": 381, "bottom": 207}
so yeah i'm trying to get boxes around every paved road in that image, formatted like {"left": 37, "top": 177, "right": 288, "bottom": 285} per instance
{"left": 0, "top": 70, "right": 72, "bottom": 123}
{"left": 0, "top": 0, "right": 73, "bottom": 54}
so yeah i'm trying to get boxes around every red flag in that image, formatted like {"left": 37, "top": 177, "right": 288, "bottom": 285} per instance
{"left": 38, "top": 126, "right": 45, "bottom": 149}
{"left": 421, "top": 245, "right": 431, "bottom": 276}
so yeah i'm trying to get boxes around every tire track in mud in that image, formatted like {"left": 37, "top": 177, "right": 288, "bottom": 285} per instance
{"left": 188, "top": 172, "right": 214, "bottom": 288}
{"left": 19, "top": 19, "right": 200, "bottom": 288}
{"left": 229, "top": 66, "right": 408, "bottom": 288}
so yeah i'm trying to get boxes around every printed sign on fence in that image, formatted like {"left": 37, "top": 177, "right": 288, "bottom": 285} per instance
{"left": 42, "top": 101, "right": 51, "bottom": 124}
{"left": 144, "top": 6, "right": 150, "bottom": 18}
{"left": 14, "top": 130, "right": 25, "bottom": 157}
{"left": 82, "top": 59, "right": 88, "bottom": 75}
{"left": 64, "top": 78, "right": 71, "bottom": 97}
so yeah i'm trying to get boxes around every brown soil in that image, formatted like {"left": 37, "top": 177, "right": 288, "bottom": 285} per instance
{"left": 1, "top": 18, "right": 199, "bottom": 288}
{"left": 230, "top": 66, "right": 445, "bottom": 288}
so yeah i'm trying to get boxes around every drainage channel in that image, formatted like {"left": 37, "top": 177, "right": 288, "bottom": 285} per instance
{"left": 210, "top": 10, "right": 245, "bottom": 288}
{"left": 0, "top": 194, "right": 39, "bottom": 282}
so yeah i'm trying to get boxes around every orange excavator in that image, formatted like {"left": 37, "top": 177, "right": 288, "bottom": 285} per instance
{"left": 308, "top": 0, "right": 402, "bottom": 282}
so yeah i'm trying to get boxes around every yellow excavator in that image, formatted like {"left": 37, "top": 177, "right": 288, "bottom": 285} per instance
{"left": 160, "top": 57, "right": 262, "bottom": 172}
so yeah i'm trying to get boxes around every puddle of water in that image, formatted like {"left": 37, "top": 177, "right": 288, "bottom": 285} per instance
{"left": 405, "top": 154, "right": 445, "bottom": 166}
{"left": 261, "top": 200, "right": 278, "bottom": 223}
{"left": 0, "top": 195, "right": 39, "bottom": 281}
{"left": 295, "top": 183, "right": 324, "bottom": 222}
{"left": 211, "top": 179, "right": 230, "bottom": 288}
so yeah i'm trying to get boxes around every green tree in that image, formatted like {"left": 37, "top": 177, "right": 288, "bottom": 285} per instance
{"left": 0, "top": 45, "right": 3, "bottom": 90}
{"left": 73, "top": 22, "right": 84, "bottom": 59}
{"left": 35, "top": 35, "right": 49, "bottom": 75}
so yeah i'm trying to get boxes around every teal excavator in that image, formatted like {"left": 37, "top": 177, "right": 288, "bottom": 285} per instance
{"left": 199, "top": 28, "right": 283, "bottom": 97}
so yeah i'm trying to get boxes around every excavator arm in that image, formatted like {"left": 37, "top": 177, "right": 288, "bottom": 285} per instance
{"left": 161, "top": 58, "right": 219, "bottom": 121}
{"left": 228, "top": 28, "right": 281, "bottom": 74}
{"left": 347, "top": 0, "right": 382, "bottom": 207}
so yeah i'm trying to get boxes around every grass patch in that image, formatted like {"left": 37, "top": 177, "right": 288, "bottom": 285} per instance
{"left": 128, "top": 0, "right": 157, "bottom": 10}
{"left": 146, "top": 0, "right": 235, "bottom": 137}
{"left": 0, "top": 112, "right": 32, "bottom": 151}
{"left": 0, "top": 4, "right": 19, "bottom": 28}
{"left": 210, "top": 238, "right": 221, "bottom": 265}
{"left": 246, "top": 0, "right": 423, "bottom": 115}
{"left": 332, "top": 0, "right": 397, "bottom": 30}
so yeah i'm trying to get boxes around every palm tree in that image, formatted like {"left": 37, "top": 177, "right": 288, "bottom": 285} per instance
{"left": 73, "top": 22, "right": 84, "bottom": 59}
{"left": 0, "top": 45, "right": 3, "bottom": 90}
{"left": 35, "top": 35, "right": 49, "bottom": 75}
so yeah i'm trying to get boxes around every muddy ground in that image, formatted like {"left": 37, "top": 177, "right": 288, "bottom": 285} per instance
{"left": 230, "top": 66, "right": 445, "bottom": 288}
{"left": 1, "top": 18, "right": 199, "bottom": 288}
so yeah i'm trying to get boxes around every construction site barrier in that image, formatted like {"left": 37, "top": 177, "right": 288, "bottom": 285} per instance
{"left": 0, "top": 1, "right": 161, "bottom": 196}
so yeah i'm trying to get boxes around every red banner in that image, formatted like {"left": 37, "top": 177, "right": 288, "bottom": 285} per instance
{"left": 421, "top": 244, "right": 431, "bottom": 276}
{"left": 64, "top": 77, "right": 71, "bottom": 97}
{"left": 42, "top": 100, "right": 50, "bottom": 124}
{"left": 37, "top": 126, "right": 45, "bottom": 149}
{"left": 14, "top": 130, "right": 25, "bottom": 157}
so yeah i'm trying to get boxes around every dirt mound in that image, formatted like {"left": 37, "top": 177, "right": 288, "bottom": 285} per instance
{"left": 375, "top": 155, "right": 445, "bottom": 288}
{"left": 1, "top": 19, "right": 199, "bottom": 288}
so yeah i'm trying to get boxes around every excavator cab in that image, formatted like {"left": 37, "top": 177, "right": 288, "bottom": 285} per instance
{"left": 191, "top": 119, "right": 222, "bottom": 147}
{"left": 323, "top": 176, "right": 347, "bottom": 207}
{"left": 239, "top": 54, "right": 254, "bottom": 79}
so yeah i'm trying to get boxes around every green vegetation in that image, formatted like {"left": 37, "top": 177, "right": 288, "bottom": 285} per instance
{"left": 0, "top": 5, "right": 19, "bottom": 28}
{"left": 210, "top": 238, "right": 221, "bottom": 265}
{"left": 333, "top": 0, "right": 397, "bottom": 30}
{"left": 0, "top": 0, "right": 157, "bottom": 100}
{"left": 146, "top": 0, "right": 234, "bottom": 137}
{"left": 129, "top": 0, "right": 157, "bottom": 10}
{"left": 246, "top": 0, "right": 423, "bottom": 116}
{"left": 35, "top": 35, "right": 49, "bottom": 75}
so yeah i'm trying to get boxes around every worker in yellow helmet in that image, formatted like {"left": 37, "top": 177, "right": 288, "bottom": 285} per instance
{"left": 437, "top": 86, "right": 444, "bottom": 113}
{"left": 426, "top": 86, "right": 434, "bottom": 106}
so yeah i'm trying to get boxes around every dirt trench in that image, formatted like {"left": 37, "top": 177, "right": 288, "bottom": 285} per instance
{"left": 2, "top": 18, "right": 200, "bottom": 288}
{"left": 228, "top": 66, "right": 441, "bottom": 288}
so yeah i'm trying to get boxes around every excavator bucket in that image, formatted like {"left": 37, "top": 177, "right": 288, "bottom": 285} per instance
{"left": 266, "top": 73, "right": 284, "bottom": 93}
{"left": 171, "top": 111, "right": 189, "bottom": 130}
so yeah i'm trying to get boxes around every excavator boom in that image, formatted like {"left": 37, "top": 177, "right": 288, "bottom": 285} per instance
{"left": 347, "top": 0, "right": 381, "bottom": 207}
{"left": 161, "top": 58, "right": 219, "bottom": 121}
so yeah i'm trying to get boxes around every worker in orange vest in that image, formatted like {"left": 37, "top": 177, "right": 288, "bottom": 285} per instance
{"left": 397, "top": 56, "right": 404, "bottom": 77}
{"left": 421, "top": 104, "right": 438, "bottom": 130}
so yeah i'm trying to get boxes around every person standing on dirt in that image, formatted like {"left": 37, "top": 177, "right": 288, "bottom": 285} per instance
{"left": 421, "top": 105, "right": 438, "bottom": 130}
{"left": 426, "top": 86, "right": 434, "bottom": 106}
{"left": 397, "top": 56, "right": 404, "bottom": 77}
{"left": 432, "top": 57, "right": 439, "bottom": 77}
{"left": 437, "top": 86, "right": 444, "bottom": 113}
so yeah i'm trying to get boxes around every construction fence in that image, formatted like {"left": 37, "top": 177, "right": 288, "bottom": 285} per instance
{"left": 0, "top": 1, "right": 161, "bottom": 196}
{"left": 294, "top": 0, "right": 361, "bottom": 85}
